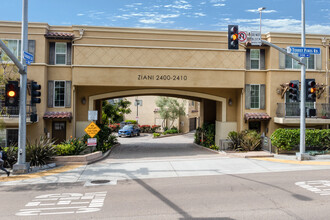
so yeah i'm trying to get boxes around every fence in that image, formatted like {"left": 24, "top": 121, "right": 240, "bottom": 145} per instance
{"left": 276, "top": 103, "right": 330, "bottom": 118}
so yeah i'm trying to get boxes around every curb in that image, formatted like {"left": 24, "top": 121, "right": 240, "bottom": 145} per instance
{"left": 254, "top": 157, "right": 330, "bottom": 165}
{"left": 153, "top": 133, "right": 184, "bottom": 139}
{"left": 193, "top": 143, "right": 221, "bottom": 154}
{"left": 0, "top": 164, "right": 83, "bottom": 182}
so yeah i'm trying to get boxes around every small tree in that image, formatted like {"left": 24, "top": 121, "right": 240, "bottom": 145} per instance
{"left": 155, "top": 97, "right": 185, "bottom": 129}
{"left": 102, "top": 99, "right": 132, "bottom": 124}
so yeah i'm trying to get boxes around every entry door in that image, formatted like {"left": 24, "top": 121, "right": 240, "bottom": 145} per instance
{"left": 189, "top": 117, "right": 197, "bottom": 131}
{"left": 52, "top": 122, "right": 66, "bottom": 144}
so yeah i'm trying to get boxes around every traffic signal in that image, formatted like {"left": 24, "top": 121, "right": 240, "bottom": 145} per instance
{"left": 30, "top": 113, "right": 38, "bottom": 123}
{"left": 228, "top": 25, "right": 239, "bottom": 50}
{"left": 31, "top": 81, "right": 41, "bottom": 105}
{"left": 5, "top": 81, "right": 19, "bottom": 107}
{"left": 306, "top": 79, "right": 316, "bottom": 102}
{"left": 288, "top": 80, "right": 299, "bottom": 102}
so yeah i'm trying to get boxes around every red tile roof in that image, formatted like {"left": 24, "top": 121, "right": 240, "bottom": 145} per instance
{"left": 44, "top": 32, "right": 74, "bottom": 39}
{"left": 43, "top": 112, "right": 72, "bottom": 120}
{"left": 244, "top": 113, "right": 271, "bottom": 121}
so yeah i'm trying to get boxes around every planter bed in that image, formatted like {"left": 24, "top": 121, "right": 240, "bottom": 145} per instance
{"left": 53, "top": 151, "right": 103, "bottom": 165}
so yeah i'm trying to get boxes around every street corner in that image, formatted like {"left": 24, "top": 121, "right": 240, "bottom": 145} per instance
{"left": 253, "top": 157, "right": 330, "bottom": 166}
{"left": 0, "top": 164, "right": 83, "bottom": 182}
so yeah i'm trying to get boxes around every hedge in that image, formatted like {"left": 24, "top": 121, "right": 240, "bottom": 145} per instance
{"left": 270, "top": 129, "right": 330, "bottom": 151}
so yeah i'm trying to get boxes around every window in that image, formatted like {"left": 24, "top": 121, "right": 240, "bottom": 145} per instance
{"left": 250, "top": 49, "right": 260, "bottom": 69}
{"left": 250, "top": 85, "right": 260, "bottom": 109}
{"left": 55, "top": 43, "right": 67, "bottom": 65}
{"left": 248, "top": 121, "right": 261, "bottom": 133}
{"left": 54, "top": 81, "right": 65, "bottom": 107}
{"left": 285, "top": 54, "right": 315, "bottom": 69}
{"left": 0, "top": 129, "right": 18, "bottom": 147}
{"left": 7, "top": 129, "right": 18, "bottom": 147}
{"left": 0, "top": 39, "right": 21, "bottom": 61}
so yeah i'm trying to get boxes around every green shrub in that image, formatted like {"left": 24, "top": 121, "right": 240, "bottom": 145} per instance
{"left": 227, "top": 131, "right": 242, "bottom": 150}
{"left": 194, "top": 123, "right": 215, "bottom": 147}
{"left": 140, "top": 125, "right": 151, "bottom": 133}
{"left": 55, "top": 144, "right": 76, "bottom": 156}
{"left": 95, "top": 124, "right": 118, "bottom": 153}
{"left": 163, "top": 128, "right": 179, "bottom": 135}
{"left": 63, "top": 136, "right": 87, "bottom": 155}
{"left": 26, "top": 136, "right": 57, "bottom": 166}
{"left": 240, "top": 130, "right": 261, "bottom": 151}
{"left": 227, "top": 130, "right": 261, "bottom": 151}
{"left": 210, "top": 145, "right": 219, "bottom": 151}
{"left": 125, "top": 120, "right": 137, "bottom": 124}
{"left": 151, "top": 125, "right": 161, "bottom": 133}
{"left": 3, "top": 145, "right": 18, "bottom": 168}
{"left": 271, "top": 129, "right": 330, "bottom": 152}
{"left": 153, "top": 133, "right": 160, "bottom": 138}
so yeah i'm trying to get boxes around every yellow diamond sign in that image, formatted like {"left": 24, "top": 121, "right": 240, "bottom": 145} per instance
{"left": 84, "top": 122, "right": 100, "bottom": 138}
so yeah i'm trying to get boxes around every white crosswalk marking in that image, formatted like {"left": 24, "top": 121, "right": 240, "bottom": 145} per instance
{"left": 16, "top": 192, "right": 107, "bottom": 216}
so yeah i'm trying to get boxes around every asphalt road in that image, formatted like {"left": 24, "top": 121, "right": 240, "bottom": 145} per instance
{"left": 2, "top": 133, "right": 330, "bottom": 219}
{"left": 2, "top": 169, "right": 330, "bottom": 219}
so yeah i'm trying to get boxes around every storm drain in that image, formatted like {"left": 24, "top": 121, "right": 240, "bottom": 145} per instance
{"left": 91, "top": 180, "right": 110, "bottom": 184}
{"left": 84, "top": 179, "right": 117, "bottom": 187}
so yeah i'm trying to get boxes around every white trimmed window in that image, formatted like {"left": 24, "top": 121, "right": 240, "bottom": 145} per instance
{"left": 250, "top": 49, "right": 260, "bottom": 69}
{"left": 54, "top": 81, "right": 65, "bottom": 107}
{"left": 285, "top": 54, "right": 315, "bottom": 69}
{"left": 250, "top": 84, "right": 260, "bottom": 109}
{"left": 0, "top": 39, "right": 21, "bottom": 61}
{"left": 55, "top": 43, "right": 67, "bottom": 65}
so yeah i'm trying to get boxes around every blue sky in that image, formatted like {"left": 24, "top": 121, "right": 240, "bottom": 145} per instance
{"left": 1, "top": 0, "right": 329, "bottom": 34}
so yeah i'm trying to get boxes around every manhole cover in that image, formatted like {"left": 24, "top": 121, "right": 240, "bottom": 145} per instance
{"left": 90, "top": 180, "right": 110, "bottom": 184}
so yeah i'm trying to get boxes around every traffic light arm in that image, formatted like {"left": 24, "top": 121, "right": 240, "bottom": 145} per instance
{"left": 261, "top": 40, "right": 305, "bottom": 66}
{"left": 0, "top": 40, "right": 26, "bottom": 74}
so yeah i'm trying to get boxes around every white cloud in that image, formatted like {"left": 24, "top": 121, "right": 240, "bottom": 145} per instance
{"left": 164, "top": 0, "right": 192, "bottom": 10}
{"left": 139, "top": 17, "right": 175, "bottom": 24}
{"left": 87, "top": 11, "right": 105, "bottom": 20}
{"left": 246, "top": 9, "right": 277, "bottom": 13}
{"left": 213, "top": 4, "right": 225, "bottom": 7}
{"left": 194, "top": 13, "right": 206, "bottom": 17}
{"left": 210, "top": 0, "right": 225, "bottom": 2}
{"left": 77, "top": 13, "right": 85, "bottom": 16}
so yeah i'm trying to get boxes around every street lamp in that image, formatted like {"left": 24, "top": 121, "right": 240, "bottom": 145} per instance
{"left": 258, "top": 7, "right": 266, "bottom": 34}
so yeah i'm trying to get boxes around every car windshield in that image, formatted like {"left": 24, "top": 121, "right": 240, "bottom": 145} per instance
{"left": 123, "top": 125, "right": 133, "bottom": 129}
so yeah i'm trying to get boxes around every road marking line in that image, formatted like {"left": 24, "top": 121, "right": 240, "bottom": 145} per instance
{"left": 296, "top": 180, "right": 330, "bottom": 196}
{"left": 16, "top": 191, "right": 107, "bottom": 216}
{"left": 0, "top": 164, "right": 83, "bottom": 182}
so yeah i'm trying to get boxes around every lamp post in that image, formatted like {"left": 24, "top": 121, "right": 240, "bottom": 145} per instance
{"left": 258, "top": 7, "right": 266, "bottom": 34}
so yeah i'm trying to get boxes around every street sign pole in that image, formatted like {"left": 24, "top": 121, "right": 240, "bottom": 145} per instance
{"left": 13, "top": 0, "right": 29, "bottom": 174}
{"left": 298, "top": 0, "right": 308, "bottom": 161}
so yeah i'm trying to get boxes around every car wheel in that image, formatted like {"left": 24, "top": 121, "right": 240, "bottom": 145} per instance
{"left": 137, "top": 132, "right": 140, "bottom": 136}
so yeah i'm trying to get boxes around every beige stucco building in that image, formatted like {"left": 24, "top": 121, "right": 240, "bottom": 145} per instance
{"left": 123, "top": 96, "right": 200, "bottom": 133}
{"left": 0, "top": 21, "right": 329, "bottom": 147}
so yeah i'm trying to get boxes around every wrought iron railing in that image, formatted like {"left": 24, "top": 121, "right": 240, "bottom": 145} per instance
{"left": 0, "top": 103, "right": 34, "bottom": 118}
{"left": 276, "top": 103, "right": 330, "bottom": 118}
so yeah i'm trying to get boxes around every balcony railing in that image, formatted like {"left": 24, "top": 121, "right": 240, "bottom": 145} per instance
{"left": 276, "top": 103, "right": 330, "bottom": 118}
{"left": 0, "top": 104, "right": 34, "bottom": 118}
{"left": 0, "top": 106, "right": 19, "bottom": 117}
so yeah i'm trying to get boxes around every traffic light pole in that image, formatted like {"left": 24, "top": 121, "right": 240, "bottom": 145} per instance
{"left": 261, "top": 0, "right": 308, "bottom": 160}
{"left": 297, "top": 0, "right": 309, "bottom": 160}
{"left": 13, "top": 0, "right": 30, "bottom": 173}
